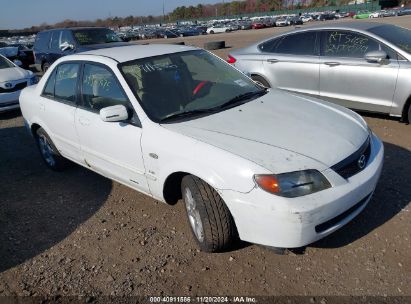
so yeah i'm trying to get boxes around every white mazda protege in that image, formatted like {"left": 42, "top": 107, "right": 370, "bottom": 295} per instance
{"left": 19, "top": 44, "right": 384, "bottom": 252}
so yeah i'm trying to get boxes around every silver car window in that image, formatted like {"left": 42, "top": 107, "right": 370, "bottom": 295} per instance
{"left": 320, "top": 30, "right": 393, "bottom": 59}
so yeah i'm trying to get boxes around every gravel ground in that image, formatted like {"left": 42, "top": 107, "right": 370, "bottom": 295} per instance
{"left": 0, "top": 16, "right": 410, "bottom": 300}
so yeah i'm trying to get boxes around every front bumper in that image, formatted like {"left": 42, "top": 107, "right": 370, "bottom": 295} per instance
{"left": 220, "top": 133, "right": 384, "bottom": 248}
{"left": 0, "top": 91, "right": 21, "bottom": 113}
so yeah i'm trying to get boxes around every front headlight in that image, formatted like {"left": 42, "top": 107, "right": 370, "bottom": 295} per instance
{"left": 254, "top": 170, "right": 331, "bottom": 198}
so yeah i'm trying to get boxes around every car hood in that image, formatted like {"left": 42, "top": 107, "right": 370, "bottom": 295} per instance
{"left": 162, "top": 90, "right": 369, "bottom": 174}
{"left": 0, "top": 67, "right": 31, "bottom": 82}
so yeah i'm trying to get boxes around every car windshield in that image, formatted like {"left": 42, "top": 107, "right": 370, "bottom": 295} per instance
{"left": 73, "top": 28, "right": 122, "bottom": 45}
{"left": 0, "top": 56, "right": 14, "bottom": 69}
{"left": 120, "top": 50, "right": 264, "bottom": 123}
{"left": 369, "top": 24, "right": 411, "bottom": 54}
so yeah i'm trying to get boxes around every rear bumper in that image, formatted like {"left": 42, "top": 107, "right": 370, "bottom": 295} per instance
{"left": 220, "top": 133, "right": 384, "bottom": 248}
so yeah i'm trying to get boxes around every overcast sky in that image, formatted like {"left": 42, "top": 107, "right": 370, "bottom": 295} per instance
{"left": 0, "top": 0, "right": 235, "bottom": 30}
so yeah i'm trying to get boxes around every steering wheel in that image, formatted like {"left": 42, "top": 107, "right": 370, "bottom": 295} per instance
{"left": 192, "top": 80, "right": 211, "bottom": 97}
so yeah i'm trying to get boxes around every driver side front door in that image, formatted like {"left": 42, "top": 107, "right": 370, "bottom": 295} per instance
{"left": 75, "top": 62, "right": 150, "bottom": 195}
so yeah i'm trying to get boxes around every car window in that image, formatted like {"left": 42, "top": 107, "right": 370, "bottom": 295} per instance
{"left": 321, "top": 30, "right": 392, "bottom": 59}
{"left": 368, "top": 24, "right": 411, "bottom": 54}
{"left": 35, "top": 31, "right": 51, "bottom": 50}
{"left": 73, "top": 28, "right": 122, "bottom": 45}
{"left": 274, "top": 32, "right": 317, "bottom": 56}
{"left": 120, "top": 50, "right": 262, "bottom": 123}
{"left": 0, "top": 56, "right": 14, "bottom": 69}
{"left": 50, "top": 31, "right": 61, "bottom": 51}
{"left": 259, "top": 38, "right": 281, "bottom": 53}
{"left": 81, "top": 63, "right": 129, "bottom": 111}
{"left": 54, "top": 63, "right": 79, "bottom": 103}
{"left": 42, "top": 69, "right": 57, "bottom": 97}
{"left": 61, "top": 30, "right": 74, "bottom": 46}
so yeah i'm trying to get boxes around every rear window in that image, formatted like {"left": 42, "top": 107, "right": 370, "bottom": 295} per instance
{"left": 274, "top": 32, "right": 317, "bottom": 56}
{"left": 72, "top": 28, "right": 122, "bottom": 45}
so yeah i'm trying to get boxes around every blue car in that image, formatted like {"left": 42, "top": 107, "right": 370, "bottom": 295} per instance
{"left": 33, "top": 27, "right": 128, "bottom": 73}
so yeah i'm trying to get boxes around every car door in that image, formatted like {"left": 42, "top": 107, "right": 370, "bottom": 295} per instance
{"left": 75, "top": 62, "right": 150, "bottom": 194}
{"left": 49, "top": 30, "right": 63, "bottom": 64}
{"left": 261, "top": 31, "right": 320, "bottom": 97}
{"left": 39, "top": 62, "right": 83, "bottom": 163}
{"left": 319, "top": 30, "right": 399, "bottom": 113}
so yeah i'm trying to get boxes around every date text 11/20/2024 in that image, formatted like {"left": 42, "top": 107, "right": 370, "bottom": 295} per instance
{"left": 149, "top": 296, "right": 257, "bottom": 303}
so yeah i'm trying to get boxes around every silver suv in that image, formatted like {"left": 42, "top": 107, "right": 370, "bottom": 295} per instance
{"left": 229, "top": 22, "right": 411, "bottom": 123}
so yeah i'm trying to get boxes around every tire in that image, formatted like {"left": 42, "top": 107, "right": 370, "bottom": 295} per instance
{"left": 251, "top": 75, "right": 271, "bottom": 88}
{"left": 42, "top": 62, "right": 50, "bottom": 73}
{"left": 408, "top": 104, "right": 411, "bottom": 124}
{"left": 209, "top": 30, "right": 214, "bottom": 34}
{"left": 181, "top": 175, "right": 237, "bottom": 252}
{"left": 204, "top": 40, "right": 225, "bottom": 50}
{"left": 35, "top": 128, "right": 69, "bottom": 171}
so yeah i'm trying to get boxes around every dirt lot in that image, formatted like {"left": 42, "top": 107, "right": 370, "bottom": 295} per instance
{"left": 0, "top": 17, "right": 410, "bottom": 300}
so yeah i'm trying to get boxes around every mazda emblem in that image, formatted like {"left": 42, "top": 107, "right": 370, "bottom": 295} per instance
{"left": 357, "top": 154, "right": 366, "bottom": 169}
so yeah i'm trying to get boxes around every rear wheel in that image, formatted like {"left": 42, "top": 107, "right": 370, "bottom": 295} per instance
{"left": 181, "top": 175, "right": 237, "bottom": 252}
{"left": 36, "top": 128, "right": 69, "bottom": 171}
{"left": 251, "top": 75, "right": 271, "bottom": 88}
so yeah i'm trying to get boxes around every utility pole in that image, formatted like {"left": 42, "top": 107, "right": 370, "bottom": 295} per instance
{"left": 162, "top": 0, "right": 165, "bottom": 25}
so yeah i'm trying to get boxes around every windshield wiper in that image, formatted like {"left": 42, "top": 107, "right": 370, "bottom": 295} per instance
{"left": 217, "top": 89, "right": 268, "bottom": 110}
{"left": 160, "top": 108, "right": 216, "bottom": 123}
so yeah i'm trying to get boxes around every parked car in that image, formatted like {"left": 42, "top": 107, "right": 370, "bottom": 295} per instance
{"left": 382, "top": 10, "right": 398, "bottom": 17}
{"left": 207, "top": 25, "right": 231, "bottom": 34}
{"left": 286, "top": 16, "right": 304, "bottom": 26}
{"left": 228, "top": 22, "right": 411, "bottom": 123}
{"left": 353, "top": 11, "right": 372, "bottom": 19}
{"left": 397, "top": 8, "right": 411, "bottom": 16}
{"left": 251, "top": 22, "right": 265, "bottom": 29}
{"left": 33, "top": 27, "right": 128, "bottom": 73}
{"left": 301, "top": 15, "right": 313, "bottom": 22}
{"left": 20, "top": 44, "right": 383, "bottom": 252}
{"left": 318, "top": 13, "right": 338, "bottom": 21}
{"left": 239, "top": 21, "right": 252, "bottom": 30}
{"left": 275, "top": 18, "right": 288, "bottom": 27}
{"left": 6, "top": 43, "right": 35, "bottom": 69}
{"left": 0, "top": 55, "right": 37, "bottom": 112}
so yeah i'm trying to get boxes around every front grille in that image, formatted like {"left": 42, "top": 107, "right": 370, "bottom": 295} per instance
{"left": 331, "top": 137, "right": 371, "bottom": 179}
{"left": 0, "top": 81, "right": 27, "bottom": 93}
{"left": 315, "top": 192, "right": 372, "bottom": 233}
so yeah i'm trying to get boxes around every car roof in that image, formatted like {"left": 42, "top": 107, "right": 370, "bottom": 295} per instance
{"left": 302, "top": 21, "right": 390, "bottom": 31}
{"left": 77, "top": 44, "right": 198, "bottom": 63}
{"left": 40, "top": 27, "right": 109, "bottom": 33}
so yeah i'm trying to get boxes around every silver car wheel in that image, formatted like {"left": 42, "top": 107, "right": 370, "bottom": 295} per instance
{"left": 184, "top": 187, "right": 205, "bottom": 242}
{"left": 38, "top": 134, "right": 56, "bottom": 167}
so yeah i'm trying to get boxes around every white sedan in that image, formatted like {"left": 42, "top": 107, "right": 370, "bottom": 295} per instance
{"left": 20, "top": 44, "right": 384, "bottom": 252}
{"left": 207, "top": 25, "right": 231, "bottom": 34}
{"left": 0, "top": 55, "right": 37, "bottom": 112}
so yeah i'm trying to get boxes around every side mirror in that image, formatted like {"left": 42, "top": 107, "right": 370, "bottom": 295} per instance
{"left": 364, "top": 50, "right": 388, "bottom": 64}
{"left": 100, "top": 105, "right": 129, "bottom": 122}
{"left": 13, "top": 60, "right": 23, "bottom": 67}
{"left": 60, "top": 41, "right": 74, "bottom": 52}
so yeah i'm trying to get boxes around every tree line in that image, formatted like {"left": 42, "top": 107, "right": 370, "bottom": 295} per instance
{"left": 4, "top": 0, "right": 407, "bottom": 34}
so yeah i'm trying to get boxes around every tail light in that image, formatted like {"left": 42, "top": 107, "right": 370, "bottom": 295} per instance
{"left": 227, "top": 54, "right": 236, "bottom": 64}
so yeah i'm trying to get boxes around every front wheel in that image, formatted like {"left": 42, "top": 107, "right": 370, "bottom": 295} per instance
{"left": 251, "top": 75, "right": 271, "bottom": 88}
{"left": 181, "top": 175, "right": 237, "bottom": 252}
{"left": 36, "top": 128, "right": 69, "bottom": 171}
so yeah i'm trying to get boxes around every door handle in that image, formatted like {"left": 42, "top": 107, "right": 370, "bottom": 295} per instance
{"left": 267, "top": 59, "right": 279, "bottom": 64}
{"left": 79, "top": 117, "right": 90, "bottom": 126}
{"left": 324, "top": 62, "right": 341, "bottom": 67}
